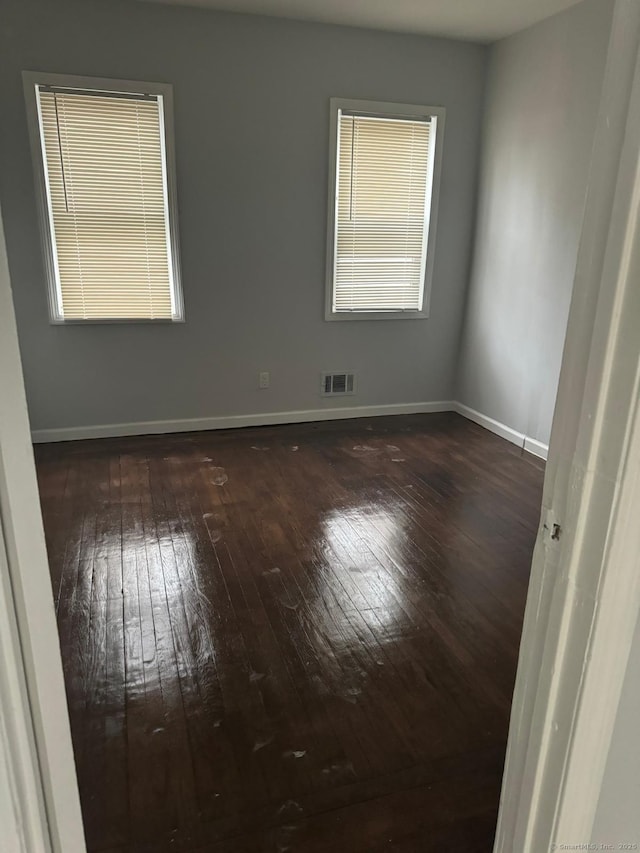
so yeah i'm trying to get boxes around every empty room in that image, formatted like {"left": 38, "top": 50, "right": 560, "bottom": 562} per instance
{"left": 1, "top": 0, "right": 635, "bottom": 851}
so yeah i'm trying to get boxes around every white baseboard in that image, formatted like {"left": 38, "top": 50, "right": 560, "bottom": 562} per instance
{"left": 454, "top": 402, "right": 525, "bottom": 446}
{"left": 31, "top": 400, "right": 456, "bottom": 443}
{"left": 523, "top": 435, "right": 549, "bottom": 460}
{"left": 454, "top": 402, "right": 549, "bottom": 460}
{"left": 31, "top": 399, "right": 550, "bottom": 460}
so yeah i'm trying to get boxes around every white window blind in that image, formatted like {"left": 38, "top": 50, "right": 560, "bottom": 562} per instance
{"left": 35, "top": 85, "right": 179, "bottom": 321}
{"left": 333, "top": 111, "right": 437, "bottom": 313}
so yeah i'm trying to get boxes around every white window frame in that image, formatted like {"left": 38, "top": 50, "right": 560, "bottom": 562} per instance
{"left": 325, "top": 98, "right": 445, "bottom": 322}
{"left": 22, "top": 71, "right": 185, "bottom": 325}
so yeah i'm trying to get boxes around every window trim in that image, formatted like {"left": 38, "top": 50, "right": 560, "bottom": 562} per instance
{"left": 324, "top": 98, "right": 445, "bottom": 322}
{"left": 22, "top": 71, "right": 185, "bottom": 325}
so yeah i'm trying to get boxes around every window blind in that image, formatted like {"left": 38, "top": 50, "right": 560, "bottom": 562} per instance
{"left": 37, "top": 87, "right": 175, "bottom": 320}
{"left": 334, "top": 112, "right": 436, "bottom": 313}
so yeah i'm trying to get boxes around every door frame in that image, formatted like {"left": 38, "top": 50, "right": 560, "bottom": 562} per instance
{"left": 494, "top": 0, "right": 640, "bottom": 848}
{"left": 0, "top": 199, "right": 85, "bottom": 852}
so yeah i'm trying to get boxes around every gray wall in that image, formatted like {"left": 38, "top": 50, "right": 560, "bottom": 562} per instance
{"left": 456, "top": 0, "right": 614, "bottom": 447}
{"left": 0, "top": 0, "right": 487, "bottom": 432}
{"left": 592, "top": 612, "right": 640, "bottom": 847}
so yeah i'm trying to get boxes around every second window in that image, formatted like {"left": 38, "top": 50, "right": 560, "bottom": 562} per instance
{"left": 326, "top": 98, "right": 444, "bottom": 320}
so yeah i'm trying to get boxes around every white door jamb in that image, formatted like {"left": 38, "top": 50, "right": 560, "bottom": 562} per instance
{"left": 495, "top": 1, "right": 640, "bottom": 849}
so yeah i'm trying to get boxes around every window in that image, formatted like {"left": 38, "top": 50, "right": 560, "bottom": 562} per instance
{"left": 325, "top": 99, "right": 444, "bottom": 320}
{"left": 23, "top": 73, "right": 183, "bottom": 323}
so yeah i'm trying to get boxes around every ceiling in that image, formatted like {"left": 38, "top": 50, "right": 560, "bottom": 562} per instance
{"left": 140, "top": 0, "right": 584, "bottom": 43}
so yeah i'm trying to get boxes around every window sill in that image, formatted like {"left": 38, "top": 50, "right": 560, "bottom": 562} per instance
{"left": 325, "top": 310, "right": 429, "bottom": 322}
{"left": 49, "top": 317, "right": 185, "bottom": 326}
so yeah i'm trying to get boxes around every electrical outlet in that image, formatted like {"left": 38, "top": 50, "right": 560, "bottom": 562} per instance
{"left": 259, "top": 371, "right": 270, "bottom": 389}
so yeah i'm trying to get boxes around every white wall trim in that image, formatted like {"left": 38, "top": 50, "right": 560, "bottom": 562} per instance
{"left": 31, "top": 400, "right": 456, "bottom": 443}
{"left": 0, "top": 520, "right": 51, "bottom": 853}
{"left": 454, "top": 402, "right": 524, "bottom": 446}
{"left": 0, "top": 201, "right": 86, "bottom": 851}
{"left": 522, "top": 436, "right": 549, "bottom": 461}
{"left": 495, "top": 2, "right": 640, "bottom": 850}
{"left": 454, "top": 402, "right": 549, "bottom": 460}
{"left": 31, "top": 400, "right": 551, "bottom": 461}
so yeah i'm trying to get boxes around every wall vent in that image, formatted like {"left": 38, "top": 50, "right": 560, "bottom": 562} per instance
{"left": 321, "top": 372, "right": 356, "bottom": 396}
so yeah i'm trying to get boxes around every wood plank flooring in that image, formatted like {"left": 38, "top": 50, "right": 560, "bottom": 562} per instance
{"left": 35, "top": 413, "right": 544, "bottom": 853}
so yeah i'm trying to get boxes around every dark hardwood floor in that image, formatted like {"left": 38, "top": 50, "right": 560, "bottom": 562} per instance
{"left": 35, "top": 413, "right": 544, "bottom": 853}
